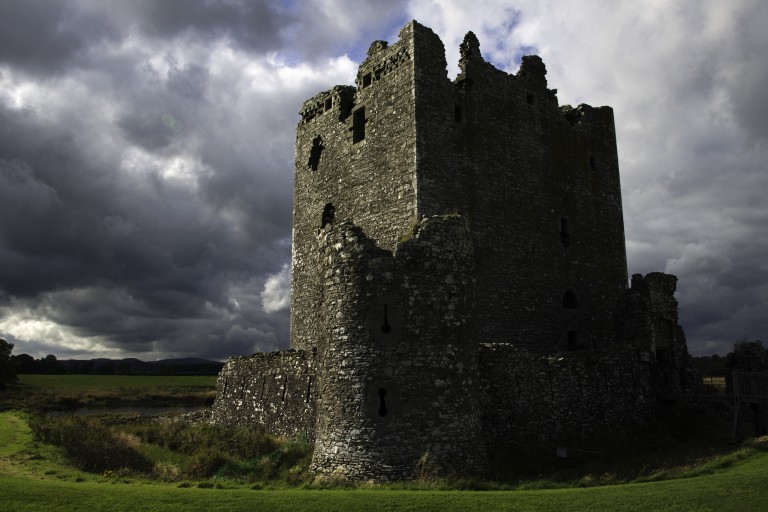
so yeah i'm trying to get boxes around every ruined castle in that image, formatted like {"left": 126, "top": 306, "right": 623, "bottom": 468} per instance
{"left": 211, "top": 21, "right": 693, "bottom": 480}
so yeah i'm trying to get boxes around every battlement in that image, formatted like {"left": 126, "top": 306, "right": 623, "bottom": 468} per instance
{"left": 299, "top": 85, "right": 355, "bottom": 125}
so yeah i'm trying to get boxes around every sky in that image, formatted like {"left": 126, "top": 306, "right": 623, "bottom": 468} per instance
{"left": 0, "top": 0, "right": 766, "bottom": 360}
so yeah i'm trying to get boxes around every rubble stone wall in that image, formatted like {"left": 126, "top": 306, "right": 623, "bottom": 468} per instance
{"left": 210, "top": 350, "right": 316, "bottom": 440}
{"left": 478, "top": 344, "right": 653, "bottom": 450}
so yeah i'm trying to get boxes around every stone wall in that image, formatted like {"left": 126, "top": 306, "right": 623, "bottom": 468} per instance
{"left": 310, "top": 215, "right": 487, "bottom": 480}
{"left": 478, "top": 344, "right": 653, "bottom": 449}
{"left": 210, "top": 350, "right": 316, "bottom": 440}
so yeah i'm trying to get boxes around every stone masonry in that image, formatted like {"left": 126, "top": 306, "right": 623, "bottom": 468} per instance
{"left": 211, "top": 21, "right": 695, "bottom": 481}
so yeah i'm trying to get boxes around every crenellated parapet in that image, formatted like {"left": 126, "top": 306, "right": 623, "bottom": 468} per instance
{"left": 299, "top": 85, "right": 355, "bottom": 125}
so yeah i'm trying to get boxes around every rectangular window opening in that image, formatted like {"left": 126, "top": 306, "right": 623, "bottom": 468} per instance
{"left": 352, "top": 107, "right": 366, "bottom": 143}
{"left": 590, "top": 155, "right": 597, "bottom": 171}
{"left": 526, "top": 92, "right": 536, "bottom": 105}
{"left": 324, "top": 98, "right": 332, "bottom": 111}
{"left": 567, "top": 331, "right": 578, "bottom": 351}
{"left": 560, "top": 217, "right": 571, "bottom": 247}
{"left": 455, "top": 104, "right": 463, "bottom": 123}
{"left": 362, "top": 73, "right": 372, "bottom": 88}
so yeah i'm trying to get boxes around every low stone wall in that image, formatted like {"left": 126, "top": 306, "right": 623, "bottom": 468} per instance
{"left": 210, "top": 350, "right": 316, "bottom": 440}
{"left": 478, "top": 343, "right": 653, "bottom": 450}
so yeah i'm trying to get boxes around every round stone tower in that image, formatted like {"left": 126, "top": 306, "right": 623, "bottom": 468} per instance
{"left": 310, "top": 216, "right": 488, "bottom": 480}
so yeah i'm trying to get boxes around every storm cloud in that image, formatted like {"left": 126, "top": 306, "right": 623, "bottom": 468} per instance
{"left": 0, "top": 0, "right": 765, "bottom": 359}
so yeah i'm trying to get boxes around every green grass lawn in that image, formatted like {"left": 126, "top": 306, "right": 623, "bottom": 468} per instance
{"left": 1, "top": 453, "right": 766, "bottom": 512}
{"left": 1, "top": 410, "right": 767, "bottom": 512}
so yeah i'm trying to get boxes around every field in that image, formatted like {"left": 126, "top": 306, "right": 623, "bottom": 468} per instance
{"left": 0, "top": 374, "right": 217, "bottom": 411}
{"left": 17, "top": 374, "right": 217, "bottom": 389}
{"left": 1, "top": 410, "right": 767, "bottom": 511}
{"left": 702, "top": 376, "right": 727, "bottom": 392}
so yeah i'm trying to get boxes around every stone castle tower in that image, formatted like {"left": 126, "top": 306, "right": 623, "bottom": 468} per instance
{"left": 291, "top": 21, "right": 627, "bottom": 355}
{"left": 211, "top": 21, "right": 693, "bottom": 481}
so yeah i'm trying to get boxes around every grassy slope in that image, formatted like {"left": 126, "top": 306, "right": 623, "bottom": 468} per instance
{"left": 1, "top": 411, "right": 767, "bottom": 512}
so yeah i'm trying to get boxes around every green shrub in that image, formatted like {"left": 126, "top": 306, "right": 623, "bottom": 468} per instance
{"left": 29, "top": 415, "right": 152, "bottom": 474}
{"left": 28, "top": 415, "right": 312, "bottom": 484}
{"left": 186, "top": 449, "right": 233, "bottom": 478}
{"left": 124, "top": 421, "right": 278, "bottom": 460}
{"left": 212, "top": 439, "right": 312, "bottom": 483}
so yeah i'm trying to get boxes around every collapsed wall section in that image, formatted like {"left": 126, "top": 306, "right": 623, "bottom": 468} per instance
{"left": 618, "top": 272, "right": 696, "bottom": 394}
{"left": 478, "top": 344, "right": 652, "bottom": 449}
{"left": 211, "top": 350, "right": 316, "bottom": 440}
{"left": 311, "top": 215, "right": 488, "bottom": 480}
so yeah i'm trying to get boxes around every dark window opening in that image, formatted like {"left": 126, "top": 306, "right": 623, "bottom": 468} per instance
{"left": 362, "top": 73, "right": 372, "bottom": 88}
{"left": 308, "top": 135, "right": 324, "bottom": 171}
{"left": 374, "top": 69, "right": 381, "bottom": 81}
{"left": 526, "top": 92, "right": 536, "bottom": 105}
{"left": 560, "top": 217, "right": 571, "bottom": 247}
{"left": 590, "top": 155, "right": 597, "bottom": 171}
{"left": 563, "top": 289, "right": 579, "bottom": 309}
{"left": 321, "top": 203, "right": 335, "bottom": 228}
{"left": 656, "top": 347, "right": 671, "bottom": 362}
{"left": 455, "top": 104, "right": 463, "bottom": 122}
{"left": 324, "top": 98, "right": 332, "bottom": 111}
{"left": 381, "top": 304, "right": 392, "bottom": 334}
{"left": 378, "top": 388, "right": 388, "bottom": 417}
{"left": 567, "top": 331, "right": 578, "bottom": 350}
{"left": 352, "top": 107, "right": 366, "bottom": 143}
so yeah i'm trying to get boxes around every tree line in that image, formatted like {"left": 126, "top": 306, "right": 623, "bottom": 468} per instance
{"left": 0, "top": 339, "right": 223, "bottom": 383}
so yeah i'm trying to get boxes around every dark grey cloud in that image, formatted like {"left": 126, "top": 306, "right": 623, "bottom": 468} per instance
{"left": 0, "top": 0, "right": 118, "bottom": 74}
{"left": 117, "top": 112, "right": 177, "bottom": 151}
{"left": 1, "top": 0, "right": 764, "bottom": 360}
{"left": 0, "top": 30, "right": 296, "bottom": 358}
{"left": 133, "top": 0, "right": 288, "bottom": 52}
{"left": 0, "top": 122, "right": 286, "bottom": 358}
{"left": 0, "top": 0, "right": 389, "bottom": 360}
